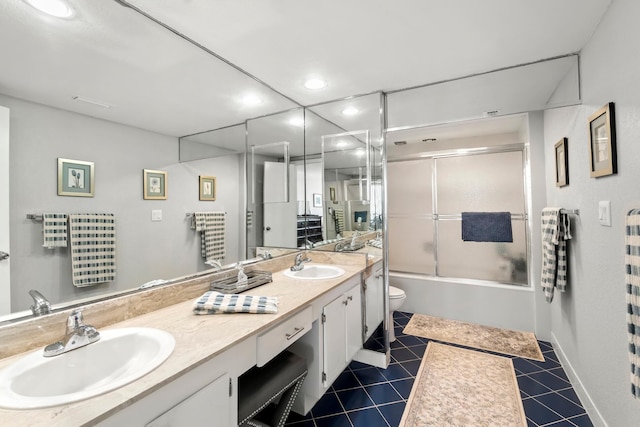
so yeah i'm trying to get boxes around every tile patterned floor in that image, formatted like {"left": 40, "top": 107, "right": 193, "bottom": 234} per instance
{"left": 284, "top": 311, "right": 594, "bottom": 427}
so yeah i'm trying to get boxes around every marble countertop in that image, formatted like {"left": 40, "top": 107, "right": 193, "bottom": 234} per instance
{"left": 0, "top": 256, "right": 367, "bottom": 426}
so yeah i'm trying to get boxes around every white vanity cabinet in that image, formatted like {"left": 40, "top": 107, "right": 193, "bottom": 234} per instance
{"left": 289, "top": 275, "right": 362, "bottom": 414}
{"left": 97, "top": 338, "right": 256, "bottom": 427}
{"left": 363, "top": 261, "right": 384, "bottom": 342}
{"left": 144, "top": 373, "right": 230, "bottom": 427}
{"left": 323, "top": 283, "right": 362, "bottom": 387}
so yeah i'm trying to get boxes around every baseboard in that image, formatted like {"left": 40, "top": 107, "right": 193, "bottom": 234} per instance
{"left": 550, "top": 332, "right": 608, "bottom": 427}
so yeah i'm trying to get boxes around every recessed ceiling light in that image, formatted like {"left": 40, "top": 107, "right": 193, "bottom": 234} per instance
{"left": 304, "top": 78, "right": 327, "bottom": 90}
{"left": 341, "top": 107, "right": 359, "bottom": 116}
{"left": 242, "top": 94, "right": 262, "bottom": 106}
{"left": 335, "top": 140, "right": 347, "bottom": 148}
{"left": 25, "top": 0, "right": 74, "bottom": 18}
{"left": 289, "top": 117, "right": 305, "bottom": 127}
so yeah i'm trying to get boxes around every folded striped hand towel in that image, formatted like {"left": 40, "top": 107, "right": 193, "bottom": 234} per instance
{"left": 193, "top": 291, "right": 278, "bottom": 315}
{"left": 42, "top": 213, "right": 68, "bottom": 249}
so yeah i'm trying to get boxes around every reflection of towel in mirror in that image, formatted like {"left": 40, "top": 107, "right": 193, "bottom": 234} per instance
{"left": 191, "top": 212, "right": 226, "bottom": 262}
{"left": 541, "top": 208, "right": 571, "bottom": 303}
{"left": 68, "top": 213, "right": 116, "bottom": 287}
{"left": 461, "top": 212, "right": 513, "bottom": 242}
{"left": 42, "top": 213, "right": 68, "bottom": 249}
{"left": 193, "top": 291, "right": 278, "bottom": 314}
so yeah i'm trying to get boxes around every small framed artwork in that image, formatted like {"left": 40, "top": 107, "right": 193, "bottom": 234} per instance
{"left": 199, "top": 175, "right": 216, "bottom": 201}
{"left": 329, "top": 187, "right": 336, "bottom": 202}
{"left": 57, "top": 158, "right": 94, "bottom": 197}
{"left": 588, "top": 102, "right": 617, "bottom": 178}
{"left": 143, "top": 169, "right": 167, "bottom": 200}
{"left": 313, "top": 193, "right": 322, "bottom": 207}
{"left": 554, "top": 137, "right": 569, "bottom": 187}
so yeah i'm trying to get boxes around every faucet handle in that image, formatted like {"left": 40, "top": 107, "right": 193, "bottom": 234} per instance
{"left": 66, "top": 309, "right": 85, "bottom": 333}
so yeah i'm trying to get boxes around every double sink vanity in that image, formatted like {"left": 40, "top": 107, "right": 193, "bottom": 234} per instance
{"left": 0, "top": 249, "right": 384, "bottom": 426}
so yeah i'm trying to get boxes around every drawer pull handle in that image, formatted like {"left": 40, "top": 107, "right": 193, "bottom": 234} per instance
{"left": 286, "top": 326, "right": 304, "bottom": 340}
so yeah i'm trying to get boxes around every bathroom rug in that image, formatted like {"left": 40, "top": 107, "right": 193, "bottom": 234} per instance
{"left": 403, "top": 313, "right": 544, "bottom": 361}
{"left": 399, "top": 342, "right": 527, "bottom": 427}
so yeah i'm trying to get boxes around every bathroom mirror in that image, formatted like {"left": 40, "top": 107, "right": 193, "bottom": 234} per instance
{"left": 304, "top": 93, "right": 387, "bottom": 358}
{"left": 0, "top": 0, "right": 302, "bottom": 317}
{"left": 246, "top": 109, "right": 306, "bottom": 256}
{"left": 306, "top": 93, "right": 384, "bottom": 247}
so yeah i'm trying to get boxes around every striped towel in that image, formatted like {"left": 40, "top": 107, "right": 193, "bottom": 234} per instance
{"left": 335, "top": 209, "right": 344, "bottom": 234}
{"left": 68, "top": 213, "right": 116, "bottom": 287}
{"left": 42, "top": 213, "right": 68, "bottom": 249}
{"left": 191, "top": 212, "right": 226, "bottom": 262}
{"left": 541, "top": 208, "right": 571, "bottom": 303}
{"left": 193, "top": 291, "right": 278, "bottom": 314}
{"left": 625, "top": 208, "right": 640, "bottom": 398}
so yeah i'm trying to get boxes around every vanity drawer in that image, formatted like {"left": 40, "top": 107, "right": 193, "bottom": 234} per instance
{"left": 256, "top": 306, "right": 312, "bottom": 367}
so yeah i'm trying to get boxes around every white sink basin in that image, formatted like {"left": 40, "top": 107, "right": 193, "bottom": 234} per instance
{"left": 0, "top": 327, "right": 175, "bottom": 409}
{"left": 284, "top": 264, "right": 345, "bottom": 280}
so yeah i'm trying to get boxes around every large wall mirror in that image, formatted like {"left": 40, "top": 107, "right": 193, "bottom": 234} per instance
{"left": 0, "top": 0, "right": 301, "bottom": 318}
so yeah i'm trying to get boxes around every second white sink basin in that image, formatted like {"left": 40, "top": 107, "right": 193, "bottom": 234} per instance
{"left": 0, "top": 327, "right": 175, "bottom": 409}
{"left": 284, "top": 264, "right": 345, "bottom": 280}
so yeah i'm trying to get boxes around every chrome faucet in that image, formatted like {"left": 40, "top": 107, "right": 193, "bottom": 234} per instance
{"left": 205, "top": 259, "right": 223, "bottom": 270}
{"left": 290, "top": 253, "right": 311, "bottom": 271}
{"left": 351, "top": 231, "right": 361, "bottom": 247}
{"left": 43, "top": 309, "right": 100, "bottom": 357}
{"left": 259, "top": 250, "right": 272, "bottom": 260}
{"left": 29, "top": 289, "right": 51, "bottom": 317}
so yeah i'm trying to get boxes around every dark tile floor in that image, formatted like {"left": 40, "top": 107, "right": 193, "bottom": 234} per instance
{"left": 284, "top": 311, "right": 594, "bottom": 427}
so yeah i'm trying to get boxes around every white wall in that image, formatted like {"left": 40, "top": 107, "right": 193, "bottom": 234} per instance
{"left": 542, "top": 1, "right": 640, "bottom": 425}
{"left": 3, "top": 94, "right": 243, "bottom": 312}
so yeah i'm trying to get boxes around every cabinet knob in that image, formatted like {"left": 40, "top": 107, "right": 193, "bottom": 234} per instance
{"left": 265, "top": 226, "right": 271, "bottom": 231}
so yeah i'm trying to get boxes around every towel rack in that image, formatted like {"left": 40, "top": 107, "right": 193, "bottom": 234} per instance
{"left": 560, "top": 209, "right": 580, "bottom": 215}
{"left": 186, "top": 212, "right": 227, "bottom": 218}
{"left": 26, "top": 214, "right": 44, "bottom": 221}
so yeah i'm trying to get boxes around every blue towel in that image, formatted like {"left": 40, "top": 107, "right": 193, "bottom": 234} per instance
{"left": 461, "top": 212, "right": 513, "bottom": 242}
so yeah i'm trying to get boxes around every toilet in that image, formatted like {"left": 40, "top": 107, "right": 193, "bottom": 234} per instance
{"left": 388, "top": 285, "right": 407, "bottom": 342}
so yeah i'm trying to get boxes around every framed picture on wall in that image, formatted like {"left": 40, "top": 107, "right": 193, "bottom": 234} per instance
{"left": 588, "top": 102, "right": 617, "bottom": 178}
{"left": 313, "top": 193, "right": 322, "bottom": 207}
{"left": 143, "top": 169, "right": 167, "bottom": 200}
{"left": 57, "top": 158, "right": 94, "bottom": 197}
{"left": 329, "top": 187, "right": 336, "bottom": 202}
{"left": 554, "top": 137, "right": 569, "bottom": 187}
{"left": 199, "top": 175, "right": 216, "bottom": 201}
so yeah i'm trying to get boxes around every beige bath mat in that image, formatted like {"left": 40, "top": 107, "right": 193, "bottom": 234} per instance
{"left": 403, "top": 314, "right": 544, "bottom": 361}
{"left": 400, "top": 342, "right": 527, "bottom": 427}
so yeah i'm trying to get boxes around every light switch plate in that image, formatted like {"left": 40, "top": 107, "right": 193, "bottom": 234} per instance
{"left": 151, "top": 209, "right": 163, "bottom": 222}
{"left": 598, "top": 201, "right": 611, "bottom": 227}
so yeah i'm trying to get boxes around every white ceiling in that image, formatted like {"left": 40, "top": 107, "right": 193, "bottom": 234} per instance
{"left": 0, "top": 0, "right": 611, "bottom": 138}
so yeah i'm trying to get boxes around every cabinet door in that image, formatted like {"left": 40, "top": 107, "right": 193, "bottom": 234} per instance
{"left": 345, "top": 285, "right": 362, "bottom": 361}
{"left": 322, "top": 294, "right": 347, "bottom": 388}
{"left": 145, "top": 373, "right": 230, "bottom": 427}
{"left": 364, "top": 267, "right": 383, "bottom": 341}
